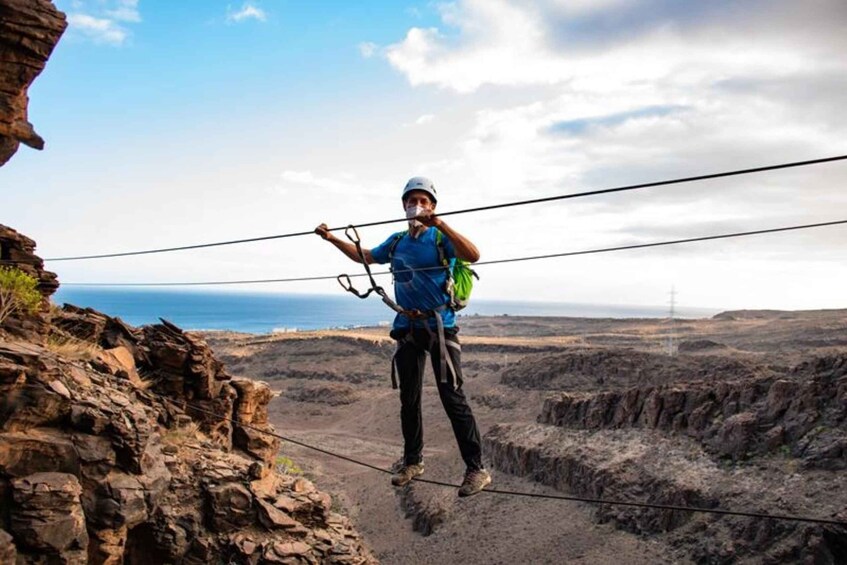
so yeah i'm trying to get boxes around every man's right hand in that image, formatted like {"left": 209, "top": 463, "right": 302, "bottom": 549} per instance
{"left": 314, "top": 223, "right": 333, "bottom": 241}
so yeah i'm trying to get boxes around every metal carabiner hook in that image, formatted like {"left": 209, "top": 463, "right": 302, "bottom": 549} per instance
{"left": 337, "top": 274, "right": 354, "bottom": 293}
{"left": 337, "top": 274, "right": 373, "bottom": 299}
{"left": 344, "top": 225, "right": 362, "bottom": 244}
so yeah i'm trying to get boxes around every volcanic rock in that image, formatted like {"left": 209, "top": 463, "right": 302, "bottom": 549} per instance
{"left": 0, "top": 225, "right": 59, "bottom": 341}
{"left": 9, "top": 472, "right": 88, "bottom": 563}
{"left": 0, "top": 224, "right": 376, "bottom": 564}
{"left": 0, "top": 0, "right": 67, "bottom": 166}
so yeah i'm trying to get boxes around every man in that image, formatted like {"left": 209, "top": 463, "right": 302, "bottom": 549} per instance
{"left": 314, "top": 177, "right": 492, "bottom": 497}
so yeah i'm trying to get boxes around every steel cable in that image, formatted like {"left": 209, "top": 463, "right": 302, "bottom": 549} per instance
{"left": 43, "top": 154, "right": 847, "bottom": 261}
{"left": 58, "top": 218, "right": 847, "bottom": 286}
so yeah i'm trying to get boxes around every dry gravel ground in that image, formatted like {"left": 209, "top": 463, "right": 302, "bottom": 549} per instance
{"left": 202, "top": 309, "right": 847, "bottom": 564}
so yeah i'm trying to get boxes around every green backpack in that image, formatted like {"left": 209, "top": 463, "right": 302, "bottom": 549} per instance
{"left": 387, "top": 229, "right": 479, "bottom": 311}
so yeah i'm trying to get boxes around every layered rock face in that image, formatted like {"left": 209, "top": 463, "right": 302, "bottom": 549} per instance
{"left": 0, "top": 225, "right": 59, "bottom": 342}
{"left": 0, "top": 228, "right": 375, "bottom": 564}
{"left": 0, "top": 0, "right": 66, "bottom": 166}
{"left": 485, "top": 352, "right": 847, "bottom": 563}
{"left": 538, "top": 357, "right": 847, "bottom": 469}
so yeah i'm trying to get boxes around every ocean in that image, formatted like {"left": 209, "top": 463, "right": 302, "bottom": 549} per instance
{"left": 52, "top": 288, "right": 719, "bottom": 334}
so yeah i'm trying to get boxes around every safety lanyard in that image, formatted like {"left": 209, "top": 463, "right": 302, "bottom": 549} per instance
{"left": 337, "top": 225, "right": 422, "bottom": 317}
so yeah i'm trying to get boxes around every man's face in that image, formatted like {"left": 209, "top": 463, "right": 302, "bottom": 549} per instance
{"left": 403, "top": 190, "right": 436, "bottom": 211}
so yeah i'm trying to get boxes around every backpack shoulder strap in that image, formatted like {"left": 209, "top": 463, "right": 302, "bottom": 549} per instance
{"left": 434, "top": 229, "right": 451, "bottom": 270}
{"left": 434, "top": 229, "right": 447, "bottom": 266}
{"left": 387, "top": 230, "right": 408, "bottom": 261}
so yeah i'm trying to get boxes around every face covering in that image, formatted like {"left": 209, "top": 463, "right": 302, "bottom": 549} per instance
{"left": 406, "top": 205, "right": 427, "bottom": 231}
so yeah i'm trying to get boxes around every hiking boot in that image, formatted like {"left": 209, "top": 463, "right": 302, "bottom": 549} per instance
{"left": 391, "top": 462, "right": 424, "bottom": 487}
{"left": 458, "top": 468, "right": 491, "bottom": 497}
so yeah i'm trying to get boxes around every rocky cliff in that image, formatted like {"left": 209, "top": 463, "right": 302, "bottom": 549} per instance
{"left": 485, "top": 351, "right": 847, "bottom": 563}
{"left": 0, "top": 224, "right": 375, "bottom": 564}
{"left": 0, "top": 0, "right": 66, "bottom": 166}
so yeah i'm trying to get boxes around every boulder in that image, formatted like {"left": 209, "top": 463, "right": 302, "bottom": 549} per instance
{"left": 716, "top": 411, "right": 758, "bottom": 458}
{"left": 231, "top": 377, "right": 280, "bottom": 465}
{"left": 256, "top": 498, "right": 302, "bottom": 530}
{"left": 205, "top": 483, "right": 254, "bottom": 533}
{"left": 141, "top": 321, "right": 229, "bottom": 401}
{"left": 93, "top": 346, "right": 142, "bottom": 386}
{"left": 9, "top": 472, "right": 88, "bottom": 563}
{"left": 0, "top": 428, "right": 79, "bottom": 477}
{"left": 0, "top": 343, "right": 71, "bottom": 431}
{"left": 93, "top": 472, "right": 148, "bottom": 530}
{"left": 263, "top": 540, "right": 314, "bottom": 564}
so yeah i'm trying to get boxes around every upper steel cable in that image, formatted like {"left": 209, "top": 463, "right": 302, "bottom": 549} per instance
{"left": 43, "top": 154, "right": 847, "bottom": 261}
{"left": 58, "top": 218, "right": 847, "bottom": 286}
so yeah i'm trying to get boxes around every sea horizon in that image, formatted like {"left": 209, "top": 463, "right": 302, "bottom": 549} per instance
{"left": 53, "top": 287, "right": 722, "bottom": 335}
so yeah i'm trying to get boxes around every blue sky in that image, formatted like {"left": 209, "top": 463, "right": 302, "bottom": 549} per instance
{"left": 4, "top": 0, "right": 847, "bottom": 310}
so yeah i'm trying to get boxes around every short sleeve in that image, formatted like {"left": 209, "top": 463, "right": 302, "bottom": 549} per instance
{"left": 370, "top": 232, "right": 402, "bottom": 264}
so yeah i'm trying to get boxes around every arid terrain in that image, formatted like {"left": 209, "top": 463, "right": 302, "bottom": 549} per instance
{"left": 203, "top": 309, "right": 847, "bottom": 564}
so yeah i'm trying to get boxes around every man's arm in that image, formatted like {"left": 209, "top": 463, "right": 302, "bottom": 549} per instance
{"left": 419, "top": 215, "right": 480, "bottom": 263}
{"left": 314, "top": 223, "right": 375, "bottom": 264}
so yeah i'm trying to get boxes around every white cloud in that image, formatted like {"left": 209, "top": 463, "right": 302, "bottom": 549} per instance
{"left": 371, "top": 0, "right": 847, "bottom": 307}
{"left": 106, "top": 0, "right": 141, "bottom": 23}
{"left": 67, "top": 13, "right": 127, "bottom": 45}
{"left": 415, "top": 114, "right": 435, "bottom": 125}
{"left": 227, "top": 3, "right": 267, "bottom": 23}
{"left": 64, "top": 0, "right": 142, "bottom": 45}
{"left": 358, "top": 41, "right": 378, "bottom": 58}
{"left": 384, "top": 0, "right": 847, "bottom": 93}
{"left": 279, "top": 170, "right": 364, "bottom": 194}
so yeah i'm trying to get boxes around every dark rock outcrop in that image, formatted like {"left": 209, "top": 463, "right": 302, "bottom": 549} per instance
{"left": 501, "top": 349, "right": 777, "bottom": 391}
{"left": 0, "top": 225, "right": 376, "bottom": 563}
{"left": 0, "top": 0, "right": 66, "bottom": 166}
{"left": 538, "top": 356, "right": 847, "bottom": 468}
{"left": 0, "top": 225, "right": 59, "bottom": 341}
{"left": 231, "top": 377, "right": 281, "bottom": 466}
{"left": 0, "top": 322, "right": 375, "bottom": 564}
{"left": 485, "top": 424, "right": 847, "bottom": 563}
{"left": 9, "top": 472, "right": 88, "bottom": 564}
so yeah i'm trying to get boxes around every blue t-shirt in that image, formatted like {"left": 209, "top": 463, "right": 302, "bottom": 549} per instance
{"left": 370, "top": 228, "right": 457, "bottom": 330}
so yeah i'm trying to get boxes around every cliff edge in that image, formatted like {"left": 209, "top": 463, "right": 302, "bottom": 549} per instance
{"left": 0, "top": 224, "right": 376, "bottom": 564}
{"left": 0, "top": 0, "right": 66, "bottom": 166}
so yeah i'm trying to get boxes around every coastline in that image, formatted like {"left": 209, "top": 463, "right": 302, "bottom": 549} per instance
{"left": 53, "top": 286, "right": 721, "bottom": 335}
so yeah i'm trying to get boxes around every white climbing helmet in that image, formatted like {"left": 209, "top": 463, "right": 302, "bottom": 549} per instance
{"left": 402, "top": 176, "right": 437, "bottom": 203}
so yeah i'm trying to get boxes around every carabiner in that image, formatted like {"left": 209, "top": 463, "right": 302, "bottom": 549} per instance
{"left": 337, "top": 274, "right": 373, "bottom": 299}
{"left": 337, "top": 274, "right": 354, "bottom": 292}
{"left": 344, "top": 225, "right": 362, "bottom": 245}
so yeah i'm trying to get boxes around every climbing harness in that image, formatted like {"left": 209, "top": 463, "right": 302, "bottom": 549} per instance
{"left": 337, "top": 225, "right": 460, "bottom": 390}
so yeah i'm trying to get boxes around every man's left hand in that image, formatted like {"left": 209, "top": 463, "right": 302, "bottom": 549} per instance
{"left": 416, "top": 210, "right": 443, "bottom": 228}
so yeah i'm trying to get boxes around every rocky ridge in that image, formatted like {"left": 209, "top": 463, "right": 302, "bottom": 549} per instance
{"left": 0, "top": 224, "right": 375, "bottom": 564}
{"left": 0, "top": 0, "right": 66, "bottom": 166}
{"left": 484, "top": 352, "right": 847, "bottom": 563}
{"left": 538, "top": 356, "right": 847, "bottom": 468}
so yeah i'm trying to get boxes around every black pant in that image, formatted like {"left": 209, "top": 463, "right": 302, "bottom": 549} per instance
{"left": 393, "top": 327, "right": 483, "bottom": 471}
